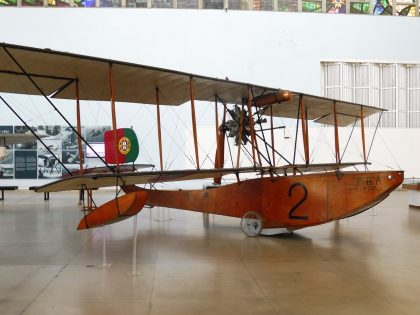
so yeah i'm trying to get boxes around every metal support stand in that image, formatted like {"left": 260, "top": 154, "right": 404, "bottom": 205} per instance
{"left": 203, "top": 213, "right": 210, "bottom": 227}
{"left": 96, "top": 227, "right": 111, "bottom": 268}
{"left": 129, "top": 214, "right": 142, "bottom": 277}
{"left": 154, "top": 207, "right": 172, "bottom": 222}
{"left": 370, "top": 207, "right": 377, "bottom": 216}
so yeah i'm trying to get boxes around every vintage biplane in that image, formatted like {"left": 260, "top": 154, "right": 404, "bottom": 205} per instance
{"left": 0, "top": 43, "right": 404, "bottom": 236}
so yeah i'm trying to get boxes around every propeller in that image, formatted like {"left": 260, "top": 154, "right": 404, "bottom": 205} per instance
{"left": 225, "top": 105, "right": 252, "bottom": 146}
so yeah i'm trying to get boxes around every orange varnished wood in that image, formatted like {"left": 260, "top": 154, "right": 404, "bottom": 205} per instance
{"left": 77, "top": 190, "right": 148, "bottom": 230}
{"left": 247, "top": 87, "right": 257, "bottom": 166}
{"left": 139, "top": 171, "right": 403, "bottom": 230}
{"left": 109, "top": 63, "right": 119, "bottom": 170}
{"left": 156, "top": 88, "right": 164, "bottom": 171}
{"left": 333, "top": 101, "right": 340, "bottom": 163}
{"left": 253, "top": 90, "right": 291, "bottom": 107}
{"left": 189, "top": 77, "right": 200, "bottom": 169}
{"left": 145, "top": 179, "right": 262, "bottom": 218}
{"left": 236, "top": 99, "right": 245, "bottom": 168}
{"left": 213, "top": 106, "right": 226, "bottom": 184}
{"left": 361, "top": 106, "right": 367, "bottom": 162}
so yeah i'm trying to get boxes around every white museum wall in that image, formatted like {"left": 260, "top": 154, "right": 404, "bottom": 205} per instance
{"left": 0, "top": 9, "right": 419, "bottom": 186}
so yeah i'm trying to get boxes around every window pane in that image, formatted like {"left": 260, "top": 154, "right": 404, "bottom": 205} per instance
{"left": 350, "top": 2, "right": 370, "bottom": 13}
{"left": 355, "top": 88, "right": 369, "bottom": 105}
{"left": 324, "top": 63, "right": 341, "bottom": 86}
{"left": 277, "top": 0, "right": 298, "bottom": 11}
{"left": 397, "top": 4, "right": 415, "bottom": 16}
{"left": 100, "top": 0, "right": 121, "bottom": 6}
{"left": 409, "top": 112, "right": 420, "bottom": 128}
{"left": 204, "top": 0, "right": 223, "bottom": 8}
{"left": 302, "top": 1, "right": 322, "bottom": 12}
{"left": 128, "top": 0, "right": 147, "bottom": 7}
{"left": 325, "top": 87, "right": 341, "bottom": 99}
{"left": 373, "top": 0, "right": 393, "bottom": 15}
{"left": 48, "top": 0, "right": 70, "bottom": 6}
{"left": 74, "top": 0, "right": 96, "bottom": 6}
{"left": 229, "top": 0, "right": 248, "bottom": 9}
{"left": 153, "top": 0, "right": 172, "bottom": 7}
{"left": 327, "top": 0, "right": 346, "bottom": 13}
{"left": 0, "top": 0, "right": 17, "bottom": 6}
{"left": 409, "top": 66, "right": 420, "bottom": 88}
{"left": 409, "top": 90, "right": 420, "bottom": 111}
{"left": 253, "top": 0, "right": 273, "bottom": 10}
{"left": 355, "top": 64, "right": 369, "bottom": 87}
{"left": 177, "top": 0, "right": 198, "bottom": 8}
{"left": 22, "top": 0, "right": 44, "bottom": 6}
{"left": 382, "top": 112, "right": 396, "bottom": 127}
{"left": 382, "top": 65, "right": 396, "bottom": 88}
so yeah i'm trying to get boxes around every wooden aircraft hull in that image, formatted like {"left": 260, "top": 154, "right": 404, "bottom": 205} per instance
{"left": 129, "top": 170, "right": 403, "bottom": 230}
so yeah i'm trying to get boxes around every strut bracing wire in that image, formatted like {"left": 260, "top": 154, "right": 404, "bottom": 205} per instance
{"left": 367, "top": 111, "right": 383, "bottom": 160}
{"left": 292, "top": 96, "right": 301, "bottom": 166}
{"left": 3, "top": 46, "right": 113, "bottom": 173}
{"left": 0, "top": 95, "right": 71, "bottom": 174}
{"left": 340, "top": 118, "right": 357, "bottom": 162}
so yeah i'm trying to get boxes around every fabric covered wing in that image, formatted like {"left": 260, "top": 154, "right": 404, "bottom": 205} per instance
{"left": 260, "top": 93, "right": 383, "bottom": 127}
{"left": 35, "top": 162, "right": 368, "bottom": 192}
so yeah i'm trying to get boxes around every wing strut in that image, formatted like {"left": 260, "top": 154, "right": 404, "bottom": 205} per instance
{"left": 333, "top": 101, "right": 341, "bottom": 163}
{"left": 189, "top": 77, "right": 200, "bottom": 169}
{"left": 109, "top": 63, "right": 120, "bottom": 172}
{"left": 75, "top": 80, "right": 84, "bottom": 174}
{"left": 300, "top": 97, "right": 310, "bottom": 165}
{"left": 214, "top": 97, "right": 226, "bottom": 184}
{"left": 361, "top": 106, "right": 367, "bottom": 162}
{"left": 236, "top": 99, "right": 245, "bottom": 168}
{"left": 270, "top": 105, "right": 275, "bottom": 166}
{"left": 247, "top": 87, "right": 257, "bottom": 166}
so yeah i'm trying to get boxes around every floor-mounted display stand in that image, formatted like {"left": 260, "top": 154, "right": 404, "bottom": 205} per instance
{"left": 96, "top": 226, "right": 111, "bottom": 268}
{"left": 129, "top": 214, "right": 142, "bottom": 277}
{"left": 154, "top": 207, "right": 172, "bottom": 222}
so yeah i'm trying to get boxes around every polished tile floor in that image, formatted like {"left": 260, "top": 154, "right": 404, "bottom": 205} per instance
{"left": 0, "top": 189, "right": 419, "bottom": 315}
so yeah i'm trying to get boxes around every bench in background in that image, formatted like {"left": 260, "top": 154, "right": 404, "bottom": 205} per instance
{"left": 0, "top": 186, "right": 18, "bottom": 200}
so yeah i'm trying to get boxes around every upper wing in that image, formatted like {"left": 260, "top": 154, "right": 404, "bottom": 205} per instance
{"left": 259, "top": 93, "right": 383, "bottom": 127}
{"left": 0, "top": 43, "right": 275, "bottom": 106}
{"left": 35, "top": 162, "right": 368, "bottom": 192}
{"left": 0, "top": 42, "right": 383, "bottom": 126}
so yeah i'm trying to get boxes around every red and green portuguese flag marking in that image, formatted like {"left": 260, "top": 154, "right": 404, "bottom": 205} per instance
{"left": 104, "top": 128, "right": 139, "bottom": 164}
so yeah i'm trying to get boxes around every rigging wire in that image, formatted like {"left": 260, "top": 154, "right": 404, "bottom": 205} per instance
{"left": 340, "top": 118, "right": 357, "bottom": 161}
{"left": 0, "top": 95, "right": 71, "bottom": 174}
{"left": 2, "top": 47, "right": 113, "bottom": 172}
{"left": 367, "top": 111, "right": 383, "bottom": 160}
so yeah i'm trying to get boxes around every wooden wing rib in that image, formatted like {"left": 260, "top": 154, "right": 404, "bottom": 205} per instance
{"left": 35, "top": 162, "right": 368, "bottom": 193}
{"left": 261, "top": 93, "right": 383, "bottom": 127}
